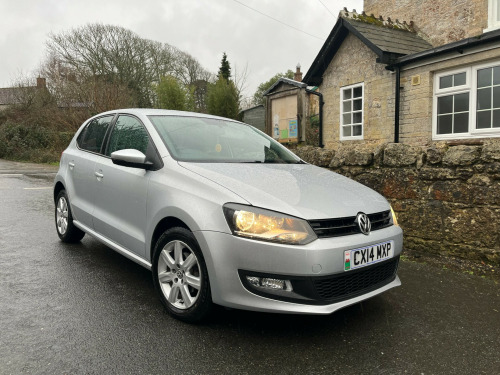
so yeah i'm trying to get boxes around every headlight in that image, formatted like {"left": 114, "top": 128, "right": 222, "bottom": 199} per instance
{"left": 390, "top": 206, "right": 399, "bottom": 226}
{"left": 223, "top": 203, "right": 317, "bottom": 245}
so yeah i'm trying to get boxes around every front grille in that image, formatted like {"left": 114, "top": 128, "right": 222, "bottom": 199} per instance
{"left": 312, "top": 256, "right": 399, "bottom": 302}
{"left": 308, "top": 210, "right": 391, "bottom": 238}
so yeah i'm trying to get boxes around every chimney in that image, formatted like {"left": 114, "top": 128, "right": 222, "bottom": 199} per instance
{"left": 36, "top": 77, "right": 46, "bottom": 89}
{"left": 294, "top": 63, "right": 302, "bottom": 82}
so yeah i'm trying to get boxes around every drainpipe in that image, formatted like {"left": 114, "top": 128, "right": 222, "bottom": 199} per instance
{"left": 306, "top": 89, "right": 324, "bottom": 148}
{"left": 394, "top": 65, "right": 401, "bottom": 143}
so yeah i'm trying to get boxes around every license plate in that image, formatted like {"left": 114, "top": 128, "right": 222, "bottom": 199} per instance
{"left": 344, "top": 240, "right": 394, "bottom": 271}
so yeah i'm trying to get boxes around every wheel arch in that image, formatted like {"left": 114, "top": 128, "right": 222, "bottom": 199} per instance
{"left": 54, "top": 181, "right": 65, "bottom": 203}
{"left": 150, "top": 216, "right": 191, "bottom": 261}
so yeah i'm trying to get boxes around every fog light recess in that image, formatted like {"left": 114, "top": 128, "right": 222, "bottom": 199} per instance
{"left": 245, "top": 276, "right": 293, "bottom": 291}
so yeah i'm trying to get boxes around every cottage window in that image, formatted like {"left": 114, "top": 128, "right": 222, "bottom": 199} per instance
{"left": 486, "top": 0, "right": 500, "bottom": 31}
{"left": 433, "top": 62, "right": 500, "bottom": 139}
{"left": 340, "top": 83, "right": 364, "bottom": 140}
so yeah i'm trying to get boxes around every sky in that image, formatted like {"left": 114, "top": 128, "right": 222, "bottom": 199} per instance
{"left": 0, "top": 0, "right": 363, "bottom": 103}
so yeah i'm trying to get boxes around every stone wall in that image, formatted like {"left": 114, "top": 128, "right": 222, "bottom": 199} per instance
{"left": 363, "top": 0, "right": 488, "bottom": 47}
{"left": 292, "top": 140, "right": 500, "bottom": 265}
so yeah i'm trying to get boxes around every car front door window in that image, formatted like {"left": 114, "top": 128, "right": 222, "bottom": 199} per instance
{"left": 106, "top": 115, "right": 150, "bottom": 156}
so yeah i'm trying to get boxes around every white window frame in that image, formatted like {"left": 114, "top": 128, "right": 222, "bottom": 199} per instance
{"left": 340, "top": 82, "right": 364, "bottom": 141}
{"left": 485, "top": 0, "right": 500, "bottom": 32}
{"left": 432, "top": 61, "right": 500, "bottom": 140}
{"left": 472, "top": 61, "right": 500, "bottom": 135}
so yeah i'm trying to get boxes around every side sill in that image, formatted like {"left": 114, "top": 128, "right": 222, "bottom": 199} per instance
{"left": 73, "top": 220, "right": 152, "bottom": 270}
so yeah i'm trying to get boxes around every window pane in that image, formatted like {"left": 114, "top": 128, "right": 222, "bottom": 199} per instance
{"left": 454, "top": 93, "right": 469, "bottom": 112}
{"left": 437, "top": 115, "right": 452, "bottom": 134}
{"left": 107, "top": 116, "right": 149, "bottom": 155}
{"left": 477, "top": 68, "right": 492, "bottom": 88}
{"left": 438, "top": 96, "right": 453, "bottom": 114}
{"left": 440, "top": 75, "right": 453, "bottom": 89}
{"left": 494, "top": 110, "right": 500, "bottom": 128}
{"left": 477, "top": 88, "right": 492, "bottom": 110}
{"left": 477, "top": 111, "right": 492, "bottom": 129}
{"left": 78, "top": 116, "right": 112, "bottom": 153}
{"left": 494, "top": 86, "right": 500, "bottom": 108}
{"left": 343, "top": 101, "right": 351, "bottom": 112}
{"left": 494, "top": 66, "right": 500, "bottom": 85}
{"left": 454, "top": 72, "right": 466, "bottom": 86}
{"left": 353, "top": 112, "right": 362, "bottom": 124}
{"left": 453, "top": 113, "right": 469, "bottom": 133}
{"left": 341, "top": 85, "right": 363, "bottom": 138}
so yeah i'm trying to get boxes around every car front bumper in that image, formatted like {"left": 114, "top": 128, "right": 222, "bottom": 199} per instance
{"left": 194, "top": 225, "right": 403, "bottom": 314}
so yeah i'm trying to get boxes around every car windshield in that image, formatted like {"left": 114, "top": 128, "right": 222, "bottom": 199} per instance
{"left": 149, "top": 115, "right": 302, "bottom": 163}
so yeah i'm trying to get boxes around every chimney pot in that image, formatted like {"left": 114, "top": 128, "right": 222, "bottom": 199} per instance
{"left": 36, "top": 77, "right": 46, "bottom": 89}
{"left": 294, "top": 64, "right": 303, "bottom": 82}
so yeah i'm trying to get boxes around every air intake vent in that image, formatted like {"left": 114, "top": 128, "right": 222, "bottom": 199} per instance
{"left": 313, "top": 256, "right": 399, "bottom": 302}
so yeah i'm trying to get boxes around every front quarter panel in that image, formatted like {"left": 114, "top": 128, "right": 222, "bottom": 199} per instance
{"left": 145, "top": 158, "right": 249, "bottom": 263}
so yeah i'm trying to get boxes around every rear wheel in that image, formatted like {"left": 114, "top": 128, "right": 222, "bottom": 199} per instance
{"left": 152, "top": 227, "right": 212, "bottom": 323}
{"left": 55, "top": 190, "right": 85, "bottom": 243}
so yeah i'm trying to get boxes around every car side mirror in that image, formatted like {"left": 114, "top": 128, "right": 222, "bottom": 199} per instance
{"left": 110, "top": 149, "right": 154, "bottom": 170}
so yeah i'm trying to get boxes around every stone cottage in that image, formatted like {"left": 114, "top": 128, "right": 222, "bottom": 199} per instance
{"left": 298, "top": 1, "right": 500, "bottom": 265}
{"left": 304, "top": 1, "right": 500, "bottom": 146}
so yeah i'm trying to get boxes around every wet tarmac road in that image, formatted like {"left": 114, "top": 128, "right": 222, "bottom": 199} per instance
{"left": 0, "top": 161, "right": 499, "bottom": 374}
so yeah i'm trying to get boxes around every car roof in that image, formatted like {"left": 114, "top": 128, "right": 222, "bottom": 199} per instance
{"left": 96, "top": 108, "right": 239, "bottom": 122}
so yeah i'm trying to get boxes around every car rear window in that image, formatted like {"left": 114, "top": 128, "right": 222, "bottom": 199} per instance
{"left": 77, "top": 115, "right": 113, "bottom": 153}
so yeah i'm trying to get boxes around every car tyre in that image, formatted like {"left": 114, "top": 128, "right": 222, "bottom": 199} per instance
{"left": 55, "top": 189, "right": 85, "bottom": 243}
{"left": 152, "top": 227, "right": 212, "bottom": 323}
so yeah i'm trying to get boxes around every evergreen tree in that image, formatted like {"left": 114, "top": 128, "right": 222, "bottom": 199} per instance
{"left": 218, "top": 52, "right": 231, "bottom": 81}
{"left": 206, "top": 76, "right": 239, "bottom": 119}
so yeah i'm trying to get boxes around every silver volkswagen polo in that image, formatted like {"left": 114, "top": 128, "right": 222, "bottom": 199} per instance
{"left": 54, "top": 109, "right": 403, "bottom": 322}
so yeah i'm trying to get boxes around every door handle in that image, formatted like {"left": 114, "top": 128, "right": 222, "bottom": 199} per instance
{"left": 68, "top": 162, "right": 75, "bottom": 170}
{"left": 95, "top": 171, "right": 104, "bottom": 179}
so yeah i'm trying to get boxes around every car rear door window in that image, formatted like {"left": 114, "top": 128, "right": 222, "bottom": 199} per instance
{"left": 106, "top": 115, "right": 150, "bottom": 156}
{"left": 77, "top": 116, "right": 113, "bottom": 153}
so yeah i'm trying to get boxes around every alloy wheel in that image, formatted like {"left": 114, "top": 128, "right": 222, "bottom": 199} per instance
{"left": 56, "top": 196, "right": 69, "bottom": 235}
{"left": 157, "top": 240, "right": 202, "bottom": 309}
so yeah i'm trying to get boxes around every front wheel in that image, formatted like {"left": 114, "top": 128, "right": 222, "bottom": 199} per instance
{"left": 55, "top": 190, "right": 85, "bottom": 243}
{"left": 152, "top": 227, "right": 212, "bottom": 323}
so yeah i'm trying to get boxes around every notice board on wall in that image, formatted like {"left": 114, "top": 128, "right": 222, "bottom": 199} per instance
{"left": 271, "top": 95, "right": 298, "bottom": 143}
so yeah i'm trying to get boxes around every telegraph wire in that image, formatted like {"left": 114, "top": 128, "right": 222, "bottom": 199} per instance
{"left": 317, "top": 0, "right": 336, "bottom": 18}
{"left": 230, "top": 0, "right": 323, "bottom": 40}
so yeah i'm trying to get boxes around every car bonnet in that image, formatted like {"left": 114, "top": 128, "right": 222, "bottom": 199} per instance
{"left": 178, "top": 162, "right": 389, "bottom": 220}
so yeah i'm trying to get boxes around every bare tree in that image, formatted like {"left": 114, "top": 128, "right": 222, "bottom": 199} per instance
{"left": 46, "top": 24, "right": 211, "bottom": 108}
{"left": 233, "top": 62, "right": 249, "bottom": 101}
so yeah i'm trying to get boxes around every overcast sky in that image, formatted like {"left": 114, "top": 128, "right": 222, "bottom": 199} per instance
{"left": 0, "top": 0, "right": 363, "bottom": 102}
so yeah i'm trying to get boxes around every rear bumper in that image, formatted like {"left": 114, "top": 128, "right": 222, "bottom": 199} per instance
{"left": 194, "top": 225, "right": 403, "bottom": 314}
